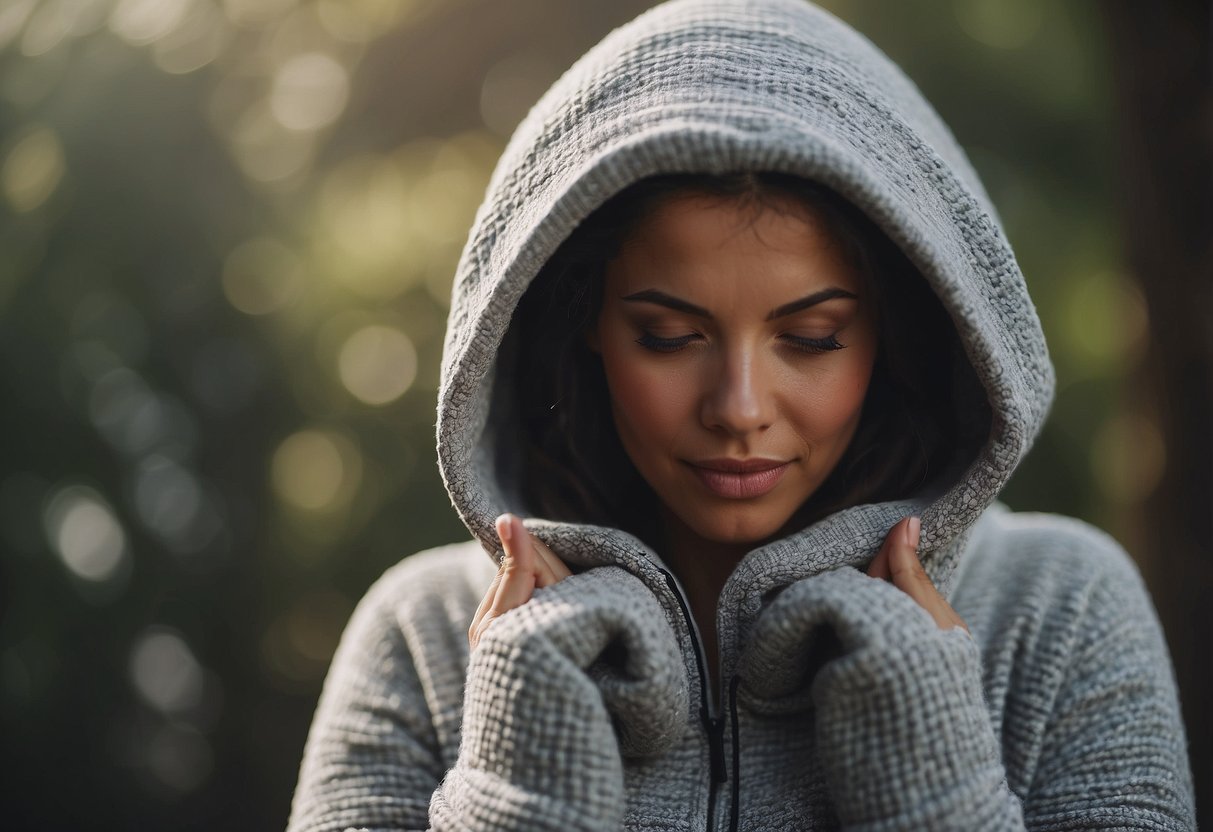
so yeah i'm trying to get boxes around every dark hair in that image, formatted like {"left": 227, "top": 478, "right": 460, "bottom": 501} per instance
{"left": 507, "top": 172, "right": 988, "bottom": 549}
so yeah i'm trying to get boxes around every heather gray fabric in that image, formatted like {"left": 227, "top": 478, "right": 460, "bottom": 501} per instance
{"left": 288, "top": 0, "right": 1195, "bottom": 829}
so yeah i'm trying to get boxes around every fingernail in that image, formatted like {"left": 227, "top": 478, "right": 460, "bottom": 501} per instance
{"left": 496, "top": 513, "right": 512, "bottom": 544}
{"left": 904, "top": 516, "right": 921, "bottom": 549}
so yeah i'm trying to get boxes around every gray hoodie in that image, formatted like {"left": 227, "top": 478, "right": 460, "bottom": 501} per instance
{"left": 287, "top": 0, "right": 1195, "bottom": 829}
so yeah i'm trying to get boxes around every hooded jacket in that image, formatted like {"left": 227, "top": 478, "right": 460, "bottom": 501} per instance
{"left": 287, "top": 1, "right": 1195, "bottom": 830}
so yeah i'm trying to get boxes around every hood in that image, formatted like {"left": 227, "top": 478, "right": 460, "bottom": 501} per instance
{"left": 435, "top": 0, "right": 1053, "bottom": 599}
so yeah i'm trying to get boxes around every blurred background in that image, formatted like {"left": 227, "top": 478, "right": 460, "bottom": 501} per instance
{"left": 0, "top": 0, "right": 1207, "bottom": 828}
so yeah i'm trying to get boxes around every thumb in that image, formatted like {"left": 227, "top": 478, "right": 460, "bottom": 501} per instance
{"left": 887, "top": 516, "right": 968, "bottom": 632}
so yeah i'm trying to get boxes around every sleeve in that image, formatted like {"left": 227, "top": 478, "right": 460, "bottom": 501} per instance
{"left": 741, "top": 566, "right": 1027, "bottom": 831}
{"left": 738, "top": 560, "right": 1194, "bottom": 831}
{"left": 286, "top": 569, "right": 450, "bottom": 832}
{"left": 1017, "top": 544, "right": 1194, "bottom": 830}
{"left": 289, "top": 563, "right": 688, "bottom": 832}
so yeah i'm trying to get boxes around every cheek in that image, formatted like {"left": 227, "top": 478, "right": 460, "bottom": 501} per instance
{"left": 600, "top": 349, "right": 695, "bottom": 447}
{"left": 788, "top": 351, "right": 876, "bottom": 437}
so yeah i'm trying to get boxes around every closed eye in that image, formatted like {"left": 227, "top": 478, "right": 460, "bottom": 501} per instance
{"left": 636, "top": 331, "right": 845, "bottom": 354}
{"left": 635, "top": 331, "right": 699, "bottom": 353}
{"left": 782, "top": 334, "right": 845, "bottom": 354}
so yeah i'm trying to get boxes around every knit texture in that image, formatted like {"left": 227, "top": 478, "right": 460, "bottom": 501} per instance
{"left": 430, "top": 566, "right": 688, "bottom": 831}
{"left": 289, "top": 510, "right": 1193, "bottom": 831}
{"left": 288, "top": 0, "right": 1195, "bottom": 829}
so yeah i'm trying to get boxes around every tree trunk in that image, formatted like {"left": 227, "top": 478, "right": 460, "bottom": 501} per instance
{"left": 1103, "top": 1, "right": 1213, "bottom": 823}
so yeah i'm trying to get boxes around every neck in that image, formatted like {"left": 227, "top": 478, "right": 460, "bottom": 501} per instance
{"left": 660, "top": 507, "right": 751, "bottom": 592}
{"left": 658, "top": 509, "right": 752, "bottom": 701}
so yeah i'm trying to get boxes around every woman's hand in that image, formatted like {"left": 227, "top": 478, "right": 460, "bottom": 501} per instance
{"left": 468, "top": 513, "right": 573, "bottom": 650}
{"left": 866, "top": 515, "right": 968, "bottom": 633}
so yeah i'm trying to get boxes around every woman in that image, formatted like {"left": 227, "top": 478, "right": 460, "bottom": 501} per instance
{"left": 288, "top": 1, "right": 1194, "bottom": 830}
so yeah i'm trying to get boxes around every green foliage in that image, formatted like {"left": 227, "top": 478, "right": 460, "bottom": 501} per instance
{"left": 0, "top": 1, "right": 1132, "bottom": 828}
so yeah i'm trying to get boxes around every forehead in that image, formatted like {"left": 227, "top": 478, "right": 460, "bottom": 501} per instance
{"left": 607, "top": 192, "right": 864, "bottom": 300}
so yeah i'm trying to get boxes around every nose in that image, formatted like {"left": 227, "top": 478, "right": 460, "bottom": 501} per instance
{"left": 700, "top": 348, "right": 775, "bottom": 436}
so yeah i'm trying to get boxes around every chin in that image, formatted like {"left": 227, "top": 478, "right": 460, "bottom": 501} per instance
{"left": 682, "top": 506, "right": 794, "bottom": 547}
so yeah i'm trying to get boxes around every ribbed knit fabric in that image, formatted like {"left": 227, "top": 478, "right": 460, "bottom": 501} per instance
{"left": 288, "top": 0, "right": 1195, "bottom": 829}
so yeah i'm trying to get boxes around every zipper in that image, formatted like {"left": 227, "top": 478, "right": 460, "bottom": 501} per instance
{"left": 660, "top": 569, "right": 728, "bottom": 830}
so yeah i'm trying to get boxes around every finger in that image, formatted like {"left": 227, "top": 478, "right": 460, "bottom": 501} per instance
{"left": 469, "top": 517, "right": 521, "bottom": 645}
{"left": 470, "top": 566, "right": 502, "bottom": 631}
{"left": 470, "top": 516, "right": 537, "bottom": 650}
{"left": 887, "top": 516, "right": 969, "bottom": 632}
{"left": 499, "top": 515, "right": 560, "bottom": 588}
{"left": 515, "top": 518, "right": 562, "bottom": 589}
{"left": 470, "top": 515, "right": 577, "bottom": 650}
{"left": 468, "top": 561, "right": 505, "bottom": 648}
{"left": 504, "top": 516, "right": 573, "bottom": 587}
{"left": 487, "top": 514, "right": 537, "bottom": 618}
{"left": 866, "top": 518, "right": 899, "bottom": 581}
{"left": 529, "top": 533, "right": 573, "bottom": 586}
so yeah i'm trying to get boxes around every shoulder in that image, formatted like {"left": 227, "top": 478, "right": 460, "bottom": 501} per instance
{"left": 335, "top": 539, "right": 497, "bottom": 668}
{"left": 954, "top": 504, "right": 1168, "bottom": 667}
{"left": 294, "top": 541, "right": 494, "bottom": 820}
{"left": 956, "top": 510, "right": 1193, "bottom": 823}
{"left": 958, "top": 503, "right": 1147, "bottom": 601}
{"left": 361, "top": 539, "right": 498, "bottom": 619}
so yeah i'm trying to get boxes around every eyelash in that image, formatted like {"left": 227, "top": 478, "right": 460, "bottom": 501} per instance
{"left": 785, "top": 334, "right": 846, "bottom": 354}
{"left": 635, "top": 332, "right": 846, "bottom": 354}
{"left": 635, "top": 332, "right": 697, "bottom": 353}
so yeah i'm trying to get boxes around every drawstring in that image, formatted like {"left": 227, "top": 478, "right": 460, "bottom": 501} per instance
{"left": 728, "top": 674, "right": 741, "bottom": 832}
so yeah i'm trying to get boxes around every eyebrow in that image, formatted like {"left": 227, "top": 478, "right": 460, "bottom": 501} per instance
{"left": 620, "top": 287, "right": 858, "bottom": 320}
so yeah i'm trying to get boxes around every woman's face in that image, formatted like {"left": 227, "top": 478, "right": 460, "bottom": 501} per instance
{"left": 590, "top": 192, "right": 879, "bottom": 547}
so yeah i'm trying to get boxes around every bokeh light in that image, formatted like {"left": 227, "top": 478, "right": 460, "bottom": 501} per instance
{"left": 270, "top": 52, "right": 349, "bottom": 132}
{"left": 310, "top": 133, "right": 497, "bottom": 301}
{"left": 151, "top": 0, "right": 229, "bottom": 75}
{"left": 2, "top": 125, "right": 65, "bottom": 212}
{"left": 316, "top": 152, "right": 415, "bottom": 297}
{"left": 337, "top": 324, "right": 417, "bottom": 405}
{"left": 952, "top": 0, "right": 1043, "bottom": 50}
{"left": 88, "top": 368, "right": 198, "bottom": 458}
{"left": 133, "top": 455, "right": 226, "bottom": 557}
{"left": 229, "top": 102, "right": 317, "bottom": 184}
{"left": 1062, "top": 271, "right": 1150, "bottom": 378}
{"left": 42, "top": 484, "right": 130, "bottom": 585}
{"left": 1090, "top": 411, "right": 1167, "bottom": 505}
{"left": 271, "top": 429, "right": 362, "bottom": 511}
{"left": 0, "top": 3, "right": 38, "bottom": 53}
{"left": 18, "top": 0, "right": 107, "bottom": 57}
{"left": 129, "top": 627, "right": 205, "bottom": 716}
{"left": 108, "top": 0, "right": 192, "bottom": 46}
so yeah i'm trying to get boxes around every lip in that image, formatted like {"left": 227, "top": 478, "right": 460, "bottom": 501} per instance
{"left": 686, "top": 458, "right": 791, "bottom": 499}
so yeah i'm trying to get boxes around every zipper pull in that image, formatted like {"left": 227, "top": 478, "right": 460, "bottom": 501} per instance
{"left": 706, "top": 713, "right": 727, "bottom": 783}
